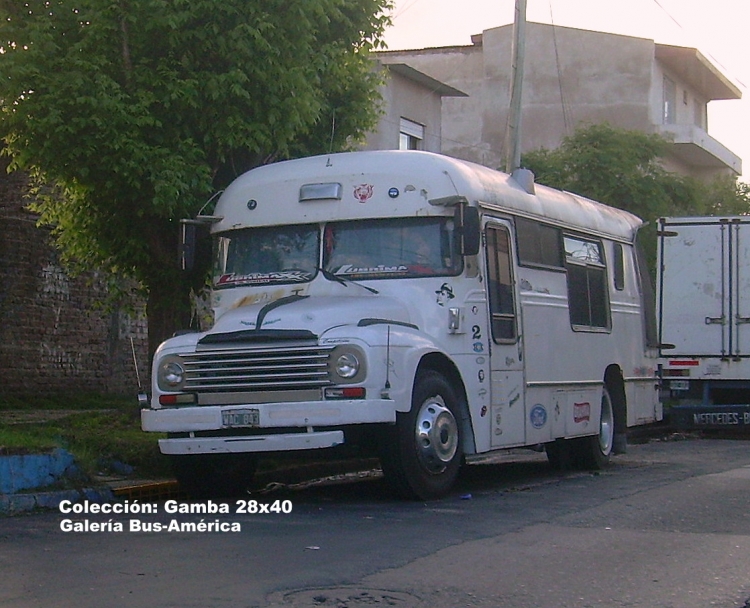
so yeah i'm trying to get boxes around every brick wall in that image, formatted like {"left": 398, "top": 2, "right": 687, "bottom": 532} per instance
{"left": 0, "top": 160, "right": 149, "bottom": 398}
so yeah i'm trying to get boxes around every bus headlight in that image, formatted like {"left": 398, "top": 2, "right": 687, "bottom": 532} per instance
{"left": 329, "top": 346, "right": 366, "bottom": 383}
{"left": 335, "top": 352, "right": 360, "bottom": 379}
{"left": 157, "top": 356, "right": 186, "bottom": 391}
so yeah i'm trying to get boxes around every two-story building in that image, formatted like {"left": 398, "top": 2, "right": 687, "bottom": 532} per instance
{"left": 364, "top": 62, "right": 467, "bottom": 153}
{"left": 377, "top": 22, "right": 742, "bottom": 180}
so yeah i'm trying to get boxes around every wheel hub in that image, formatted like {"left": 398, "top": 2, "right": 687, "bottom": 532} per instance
{"left": 414, "top": 396, "right": 459, "bottom": 473}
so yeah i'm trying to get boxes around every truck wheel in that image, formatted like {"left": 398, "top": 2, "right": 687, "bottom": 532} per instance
{"left": 171, "top": 453, "right": 258, "bottom": 499}
{"left": 572, "top": 386, "right": 615, "bottom": 470}
{"left": 381, "top": 370, "right": 463, "bottom": 500}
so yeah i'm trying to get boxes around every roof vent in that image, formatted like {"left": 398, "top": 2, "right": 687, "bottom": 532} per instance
{"left": 511, "top": 168, "right": 535, "bottom": 195}
{"left": 299, "top": 182, "right": 343, "bottom": 202}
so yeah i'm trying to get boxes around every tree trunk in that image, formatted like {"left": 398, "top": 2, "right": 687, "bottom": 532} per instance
{"left": 146, "top": 274, "right": 194, "bottom": 367}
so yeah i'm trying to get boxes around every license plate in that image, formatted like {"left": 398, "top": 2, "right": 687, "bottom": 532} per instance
{"left": 222, "top": 409, "right": 260, "bottom": 428}
{"left": 669, "top": 380, "right": 690, "bottom": 391}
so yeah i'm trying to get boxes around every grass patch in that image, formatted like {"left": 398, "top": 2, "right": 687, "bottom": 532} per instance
{"left": 0, "top": 393, "right": 136, "bottom": 411}
{"left": 0, "top": 394, "right": 172, "bottom": 480}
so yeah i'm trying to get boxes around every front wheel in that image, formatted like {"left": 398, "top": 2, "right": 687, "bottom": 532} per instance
{"left": 380, "top": 371, "right": 463, "bottom": 500}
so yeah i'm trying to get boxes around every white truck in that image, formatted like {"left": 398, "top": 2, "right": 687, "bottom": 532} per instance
{"left": 657, "top": 216, "right": 750, "bottom": 430}
{"left": 141, "top": 150, "right": 662, "bottom": 499}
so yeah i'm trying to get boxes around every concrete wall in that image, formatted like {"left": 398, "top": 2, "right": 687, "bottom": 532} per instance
{"left": 0, "top": 159, "right": 149, "bottom": 398}
{"left": 380, "top": 45, "right": 490, "bottom": 163}
{"left": 381, "top": 22, "right": 739, "bottom": 179}
{"left": 364, "top": 66, "right": 446, "bottom": 153}
{"left": 384, "top": 24, "right": 655, "bottom": 170}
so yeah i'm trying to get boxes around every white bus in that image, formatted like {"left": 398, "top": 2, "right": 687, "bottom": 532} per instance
{"left": 141, "top": 150, "right": 661, "bottom": 499}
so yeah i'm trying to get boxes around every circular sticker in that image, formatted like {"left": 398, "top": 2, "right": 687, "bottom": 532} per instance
{"left": 530, "top": 405, "right": 548, "bottom": 429}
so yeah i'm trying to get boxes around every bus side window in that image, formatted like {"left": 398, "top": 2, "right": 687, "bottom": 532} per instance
{"left": 564, "top": 235, "right": 610, "bottom": 330}
{"left": 613, "top": 243, "right": 625, "bottom": 291}
{"left": 485, "top": 225, "right": 517, "bottom": 342}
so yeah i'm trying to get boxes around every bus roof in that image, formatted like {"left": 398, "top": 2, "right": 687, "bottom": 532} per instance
{"left": 211, "top": 151, "right": 642, "bottom": 242}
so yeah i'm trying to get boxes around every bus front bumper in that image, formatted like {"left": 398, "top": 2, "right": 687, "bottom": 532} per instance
{"left": 141, "top": 398, "right": 397, "bottom": 455}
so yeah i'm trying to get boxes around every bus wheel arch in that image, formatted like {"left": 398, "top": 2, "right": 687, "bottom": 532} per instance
{"left": 380, "top": 353, "right": 472, "bottom": 499}
{"left": 417, "top": 353, "right": 475, "bottom": 455}
{"left": 572, "top": 365, "right": 624, "bottom": 469}
{"left": 547, "top": 364, "right": 625, "bottom": 471}
{"left": 604, "top": 364, "right": 628, "bottom": 454}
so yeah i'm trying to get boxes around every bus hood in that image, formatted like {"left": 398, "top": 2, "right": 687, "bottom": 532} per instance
{"left": 206, "top": 295, "right": 412, "bottom": 340}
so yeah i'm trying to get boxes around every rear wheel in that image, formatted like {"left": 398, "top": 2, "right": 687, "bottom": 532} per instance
{"left": 546, "top": 386, "right": 615, "bottom": 471}
{"left": 571, "top": 386, "right": 615, "bottom": 470}
{"left": 171, "top": 453, "right": 258, "bottom": 499}
{"left": 381, "top": 370, "right": 463, "bottom": 500}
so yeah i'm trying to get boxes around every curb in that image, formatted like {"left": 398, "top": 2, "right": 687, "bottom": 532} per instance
{"left": 0, "top": 448, "right": 116, "bottom": 516}
{"left": 0, "top": 486, "right": 115, "bottom": 516}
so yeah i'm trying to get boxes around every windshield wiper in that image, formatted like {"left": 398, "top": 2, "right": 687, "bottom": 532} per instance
{"left": 318, "top": 267, "right": 379, "bottom": 294}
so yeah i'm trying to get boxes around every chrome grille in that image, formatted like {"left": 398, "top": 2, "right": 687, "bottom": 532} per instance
{"left": 182, "top": 343, "right": 335, "bottom": 392}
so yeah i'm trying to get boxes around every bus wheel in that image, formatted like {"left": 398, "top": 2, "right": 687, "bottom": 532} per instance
{"left": 381, "top": 370, "right": 462, "bottom": 500}
{"left": 572, "top": 386, "right": 615, "bottom": 470}
{"left": 170, "top": 453, "right": 258, "bottom": 499}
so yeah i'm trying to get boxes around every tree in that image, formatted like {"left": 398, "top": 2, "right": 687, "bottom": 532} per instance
{"left": 521, "top": 123, "right": 750, "bottom": 269}
{"left": 0, "top": 0, "right": 391, "bottom": 359}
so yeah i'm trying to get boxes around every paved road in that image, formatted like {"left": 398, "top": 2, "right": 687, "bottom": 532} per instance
{"left": 1, "top": 436, "right": 749, "bottom": 608}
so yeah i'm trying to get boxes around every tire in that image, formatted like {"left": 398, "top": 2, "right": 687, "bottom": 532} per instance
{"left": 571, "top": 385, "right": 615, "bottom": 470}
{"left": 171, "top": 453, "right": 258, "bottom": 499}
{"left": 380, "top": 370, "right": 463, "bottom": 500}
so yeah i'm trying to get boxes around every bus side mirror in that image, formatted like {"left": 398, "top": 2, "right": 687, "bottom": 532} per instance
{"left": 179, "top": 219, "right": 212, "bottom": 272}
{"left": 180, "top": 221, "right": 197, "bottom": 271}
{"left": 459, "top": 206, "right": 481, "bottom": 256}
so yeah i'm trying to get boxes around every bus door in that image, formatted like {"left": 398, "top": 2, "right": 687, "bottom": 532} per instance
{"left": 484, "top": 220, "right": 526, "bottom": 447}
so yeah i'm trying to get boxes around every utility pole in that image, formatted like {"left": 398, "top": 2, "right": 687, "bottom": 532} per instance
{"left": 504, "top": 0, "right": 527, "bottom": 174}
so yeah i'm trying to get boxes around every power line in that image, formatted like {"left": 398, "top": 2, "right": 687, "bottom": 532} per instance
{"left": 648, "top": 0, "right": 745, "bottom": 90}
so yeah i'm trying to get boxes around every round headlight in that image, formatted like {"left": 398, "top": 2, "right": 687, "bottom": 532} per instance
{"left": 334, "top": 352, "right": 360, "bottom": 379}
{"left": 160, "top": 359, "right": 185, "bottom": 389}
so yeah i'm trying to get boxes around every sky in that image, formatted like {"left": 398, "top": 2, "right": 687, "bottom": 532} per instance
{"left": 382, "top": 0, "right": 750, "bottom": 182}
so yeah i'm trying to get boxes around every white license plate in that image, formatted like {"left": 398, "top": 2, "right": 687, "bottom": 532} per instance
{"left": 222, "top": 409, "right": 260, "bottom": 428}
{"left": 669, "top": 380, "right": 690, "bottom": 391}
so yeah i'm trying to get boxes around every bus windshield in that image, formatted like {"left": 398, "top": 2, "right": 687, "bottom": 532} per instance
{"left": 324, "top": 216, "right": 462, "bottom": 280}
{"left": 213, "top": 224, "right": 319, "bottom": 288}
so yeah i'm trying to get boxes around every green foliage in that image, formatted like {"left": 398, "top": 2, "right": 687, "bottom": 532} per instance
{"left": 0, "top": 0, "right": 391, "bottom": 351}
{"left": 522, "top": 123, "right": 750, "bottom": 221}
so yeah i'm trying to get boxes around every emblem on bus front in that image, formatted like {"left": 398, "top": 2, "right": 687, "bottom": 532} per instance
{"left": 353, "top": 184, "right": 374, "bottom": 203}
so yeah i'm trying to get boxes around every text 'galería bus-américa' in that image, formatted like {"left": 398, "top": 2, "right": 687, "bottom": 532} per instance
{"left": 141, "top": 150, "right": 662, "bottom": 500}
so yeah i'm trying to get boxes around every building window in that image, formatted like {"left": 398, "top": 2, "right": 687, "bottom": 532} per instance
{"left": 693, "top": 99, "right": 706, "bottom": 129}
{"left": 399, "top": 118, "right": 424, "bottom": 150}
{"left": 663, "top": 76, "right": 676, "bottom": 124}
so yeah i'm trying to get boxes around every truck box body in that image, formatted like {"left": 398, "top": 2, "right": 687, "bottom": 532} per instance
{"left": 657, "top": 216, "right": 750, "bottom": 429}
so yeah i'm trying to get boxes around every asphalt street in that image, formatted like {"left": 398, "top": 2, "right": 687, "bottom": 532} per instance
{"left": 0, "top": 436, "right": 748, "bottom": 608}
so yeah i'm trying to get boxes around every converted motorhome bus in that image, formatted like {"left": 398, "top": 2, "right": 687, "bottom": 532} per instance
{"left": 141, "top": 150, "right": 661, "bottom": 499}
